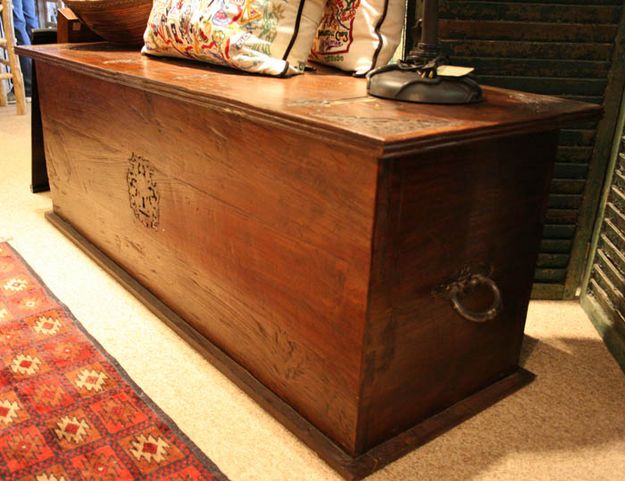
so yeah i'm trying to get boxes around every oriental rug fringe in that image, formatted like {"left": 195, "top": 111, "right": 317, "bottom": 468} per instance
{"left": 0, "top": 242, "right": 228, "bottom": 481}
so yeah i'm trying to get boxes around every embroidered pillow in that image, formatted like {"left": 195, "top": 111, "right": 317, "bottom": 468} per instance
{"left": 310, "top": 0, "right": 406, "bottom": 75}
{"left": 143, "top": 0, "right": 325, "bottom": 76}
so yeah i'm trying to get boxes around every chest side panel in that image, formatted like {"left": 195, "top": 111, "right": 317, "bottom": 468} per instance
{"left": 360, "top": 131, "right": 558, "bottom": 450}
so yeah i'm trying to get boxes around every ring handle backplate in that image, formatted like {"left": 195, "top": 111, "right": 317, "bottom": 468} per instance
{"left": 433, "top": 269, "right": 503, "bottom": 323}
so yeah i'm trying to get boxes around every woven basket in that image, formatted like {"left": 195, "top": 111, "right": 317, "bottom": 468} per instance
{"left": 64, "top": 0, "right": 153, "bottom": 46}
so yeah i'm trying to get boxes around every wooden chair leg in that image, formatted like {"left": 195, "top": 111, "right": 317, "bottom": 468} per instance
{"left": 11, "top": 61, "right": 26, "bottom": 114}
{"left": 1, "top": 0, "right": 27, "bottom": 115}
{"left": 0, "top": 8, "right": 6, "bottom": 107}
{"left": 0, "top": 77, "right": 7, "bottom": 106}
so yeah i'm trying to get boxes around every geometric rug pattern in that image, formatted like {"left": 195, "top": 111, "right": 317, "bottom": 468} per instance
{"left": 0, "top": 243, "right": 228, "bottom": 480}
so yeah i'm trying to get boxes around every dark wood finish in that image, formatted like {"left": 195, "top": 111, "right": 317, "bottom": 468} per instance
{"left": 30, "top": 28, "right": 57, "bottom": 193}
{"left": 18, "top": 44, "right": 598, "bottom": 151}
{"left": 30, "top": 63, "right": 47, "bottom": 193}
{"left": 360, "top": 130, "right": 558, "bottom": 449}
{"left": 36, "top": 61, "right": 373, "bottom": 452}
{"left": 45, "top": 210, "right": 536, "bottom": 481}
{"left": 56, "top": 8, "right": 102, "bottom": 44}
{"left": 19, "top": 43, "right": 599, "bottom": 478}
{"left": 31, "top": 16, "right": 100, "bottom": 194}
{"left": 31, "top": 16, "right": 101, "bottom": 194}
{"left": 439, "top": 0, "right": 625, "bottom": 299}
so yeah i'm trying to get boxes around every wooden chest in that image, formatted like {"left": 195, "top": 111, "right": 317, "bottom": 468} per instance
{"left": 20, "top": 43, "right": 599, "bottom": 479}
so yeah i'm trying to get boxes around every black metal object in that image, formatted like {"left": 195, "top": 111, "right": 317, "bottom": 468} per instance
{"left": 403, "top": 0, "right": 418, "bottom": 61}
{"left": 367, "top": 0, "right": 482, "bottom": 104}
{"left": 31, "top": 28, "right": 56, "bottom": 193}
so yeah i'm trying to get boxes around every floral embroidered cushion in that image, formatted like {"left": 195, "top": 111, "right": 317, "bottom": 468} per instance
{"left": 310, "top": 0, "right": 406, "bottom": 75}
{"left": 143, "top": 0, "right": 326, "bottom": 76}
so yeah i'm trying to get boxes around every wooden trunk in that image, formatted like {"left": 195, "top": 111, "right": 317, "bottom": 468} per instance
{"left": 19, "top": 43, "right": 600, "bottom": 480}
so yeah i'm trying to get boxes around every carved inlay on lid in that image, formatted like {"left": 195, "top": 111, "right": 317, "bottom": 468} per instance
{"left": 285, "top": 96, "right": 367, "bottom": 108}
{"left": 309, "top": 113, "right": 454, "bottom": 136}
{"left": 127, "top": 154, "right": 159, "bottom": 230}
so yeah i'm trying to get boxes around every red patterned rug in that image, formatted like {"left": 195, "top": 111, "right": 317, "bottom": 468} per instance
{"left": 0, "top": 243, "right": 228, "bottom": 481}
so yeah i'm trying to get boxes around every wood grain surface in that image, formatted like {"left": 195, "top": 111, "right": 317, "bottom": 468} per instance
{"left": 45, "top": 212, "right": 539, "bottom": 480}
{"left": 360, "top": 131, "right": 559, "bottom": 450}
{"left": 24, "top": 43, "right": 601, "bottom": 476}
{"left": 17, "top": 43, "right": 600, "bottom": 153}
{"left": 36, "top": 62, "right": 379, "bottom": 453}
{"left": 63, "top": 0, "right": 152, "bottom": 45}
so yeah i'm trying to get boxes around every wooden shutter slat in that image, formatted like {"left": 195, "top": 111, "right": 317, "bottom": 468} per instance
{"left": 613, "top": 170, "right": 625, "bottom": 193}
{"left": 476, "top": 76, "right": 607, "bottom": 96}
{"left": 553, "top": 163, "right": 588, "bottom": 178}
{"left": 540, "top": 239, "right": 573, "bottom": 252}
{"left": 593, "top": 265, "right": 625, "bottom": 313}
{"left": 600, "top": 234, "right": 625, "bottom": 276}
{"left": 610, "top": 184, "right": 625, "bottom": 208}
{"left": 535, "top": 268, "right": 567, "bottom": 282}
{"left": 588, "top": 279, "right": 625, "bottom": 326}
{"left": 463, "top": 0, "right": 623, "bottom": 5}
{"left": 452, "top": 57, "right": 610, "bottom": 78}
{"left": 604, "top": 218, "right": 625, "bottom": 249}
{"left": 548, "top": 194, "right": 583, "bottom": 209}
{"left": 545, "top": 209, "right": 578, "bottom": 224}
{"left": 557, "top": 147, "right": 594, "bottom": 164}
{"left": 559, "top": 129, "right": 596, "bottom": 147}
{"left": 439, "top": 2, "right": 622, "bottom": 24}
{"left": 550, "top": 179, "right": 586, "bottom": 194}
{"left": 440, "top": 20, "right": 617, "bottom": 43}
{"left": 543, "top": 224, "right": 576, "bottom": 239}
{"left": 606, "top": 203, "right": 625, "bottom": 236}
{"left": 596, "top": 249, "right": 625, "bottom": 293}
{"left": 537, "top": 253, "right": 570, "bottom": 268}
{"left": 440, "top": 40, "right": 613, "bottom": 61}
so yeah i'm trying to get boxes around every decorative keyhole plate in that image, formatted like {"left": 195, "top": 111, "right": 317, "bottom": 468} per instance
{"left": 127, "top": 153, "right": 160, "bottom": 230}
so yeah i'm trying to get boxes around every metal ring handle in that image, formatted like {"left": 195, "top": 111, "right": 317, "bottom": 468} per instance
{"left": 449, "top": 274, "right": 502, "bottom": 323}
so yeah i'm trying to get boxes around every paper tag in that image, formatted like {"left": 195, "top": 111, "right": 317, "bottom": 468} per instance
{"left": 437, "top": 66, "right": 475, "bottom": 77}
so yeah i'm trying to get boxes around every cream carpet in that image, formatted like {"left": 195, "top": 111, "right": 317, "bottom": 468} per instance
{"left": 1, "top": 104, "right": 624, "bottom": 481}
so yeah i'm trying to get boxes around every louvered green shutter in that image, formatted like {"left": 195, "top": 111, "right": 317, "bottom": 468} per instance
{"left": 581, "top": 94, "right": 625, "bottom": 373}
{"left": 437, "top": 0, "right": 625, "bottom": 299}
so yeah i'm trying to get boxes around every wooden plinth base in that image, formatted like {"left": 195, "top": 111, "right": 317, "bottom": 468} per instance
{"left": 46, "top": 210, "right": 535, "bottom": 480}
